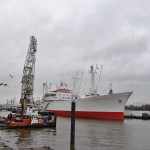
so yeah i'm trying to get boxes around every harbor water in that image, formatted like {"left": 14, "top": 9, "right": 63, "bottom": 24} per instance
{"left": 0, "top": 111, "right": 150, "bottom": 150}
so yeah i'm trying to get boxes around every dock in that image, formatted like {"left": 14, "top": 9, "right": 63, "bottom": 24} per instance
{"left": 125, "top": 112, "right": 150, "bottom": 120}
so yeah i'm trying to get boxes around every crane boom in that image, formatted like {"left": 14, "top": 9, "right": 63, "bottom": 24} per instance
{"left": 20, "top": 36, "right": 37, "bottom": 111}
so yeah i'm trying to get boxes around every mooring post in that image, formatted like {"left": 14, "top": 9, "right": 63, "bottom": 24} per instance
{"left": 70, "top": 101, "right": 76, "bottom": 144}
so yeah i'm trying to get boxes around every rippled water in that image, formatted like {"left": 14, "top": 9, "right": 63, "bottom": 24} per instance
{"left": 0, "top": 111, "right": 150, "bottom": 150}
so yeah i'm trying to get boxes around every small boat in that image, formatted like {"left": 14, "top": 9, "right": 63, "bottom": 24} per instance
{"left": 0, "top": 114, "right": 56, "bottom": 129}
{"left": 0, "top": 106, "right": 56, "bottom": 130}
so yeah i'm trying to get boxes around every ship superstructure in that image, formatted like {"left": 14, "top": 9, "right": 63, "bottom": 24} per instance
{"left": 43, "top": 82, "right": 73, "bottom": 101}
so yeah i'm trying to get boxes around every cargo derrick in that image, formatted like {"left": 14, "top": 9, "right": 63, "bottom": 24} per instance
{"left": 20, "top": 36, "right": 37, "bottom": 116}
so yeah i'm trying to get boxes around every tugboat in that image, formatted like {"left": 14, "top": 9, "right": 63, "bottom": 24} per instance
{"left": 0, "top": 100, "right": 56, "bottom": 129}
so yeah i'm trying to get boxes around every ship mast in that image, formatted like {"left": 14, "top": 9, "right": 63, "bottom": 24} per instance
{"left": 20, "top": 36, "right": 37, "bottom": 115}
{"left": 72, "top": 72, "right": 79, "bottom": 100}
{"left": 89, "top": 65, "right": 98, "bottom": 95}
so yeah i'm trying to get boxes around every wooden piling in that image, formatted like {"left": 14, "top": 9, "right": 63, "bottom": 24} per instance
{"left": 70, "top": 101, "right": 76, "bottom": 144}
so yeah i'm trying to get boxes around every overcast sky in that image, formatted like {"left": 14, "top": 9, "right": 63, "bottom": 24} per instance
{"left": 0, "top": 0, "right": 150, "bottom": 105}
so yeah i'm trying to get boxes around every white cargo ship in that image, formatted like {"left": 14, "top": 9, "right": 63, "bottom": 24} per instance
{"left": 38, "top": 65, "right": 132, "bottom": 120}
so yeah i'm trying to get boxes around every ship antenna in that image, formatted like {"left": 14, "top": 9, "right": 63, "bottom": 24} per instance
{"left": 45, "top": 81, "right": 48, "bottom": 94}
{"left": 89, "top": 65, "right": 94, "bottom": 95}
{"left": 96, "top": 65, "right": 102, "bottom": 94}
{"left": 43, "top": 82, "right": 46, "bottom": 100}
{"left": 89, "top": 64, "right": 98, "bottom": 95}
{"left": 61, "top": 73, "right": 64, "bottom": 84}
{"left": 77, "top": 72, "right": 83, "bottom": 96}
{"left": 108, "top": 83, "right": 113, "bottom": 94}
{"left": 72, "top": 71, "right": 79, "bottom": 100}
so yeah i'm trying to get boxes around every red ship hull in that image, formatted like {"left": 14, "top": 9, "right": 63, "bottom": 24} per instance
{"left": 48, "top": 110, "right": 124, "bottom": 120}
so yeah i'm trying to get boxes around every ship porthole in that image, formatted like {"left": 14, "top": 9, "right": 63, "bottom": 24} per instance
{"left": 118, "top": 99, "right": 122, "bottom": 103}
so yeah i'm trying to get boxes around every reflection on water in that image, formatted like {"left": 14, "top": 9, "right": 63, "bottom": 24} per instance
{"left": 0, "top": 113, "right": 150, "bottom": 150}
{"left": 75, "top": 119, "right": 126, "bottom": 150}
{"left": 1, "top": 128, "right": 57, "bottom": 149}
{"left": 15, "top": 129, "right": 32, "bottom": 148}
{"left": 70, "top": 144, "right": 76, "bottom": 150}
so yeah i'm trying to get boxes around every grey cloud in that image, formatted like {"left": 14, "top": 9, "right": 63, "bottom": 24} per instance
{"left": 0, "top": 0, "right": 150, "bottom": 104}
